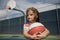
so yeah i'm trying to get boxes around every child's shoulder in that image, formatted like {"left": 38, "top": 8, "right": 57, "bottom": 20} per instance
{"left": 24, "top": 24, "right": 30, "bottom": 27}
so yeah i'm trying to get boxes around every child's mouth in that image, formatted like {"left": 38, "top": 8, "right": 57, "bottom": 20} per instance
{"left": 28, "top": 18, "right": 31, "bottom": 20}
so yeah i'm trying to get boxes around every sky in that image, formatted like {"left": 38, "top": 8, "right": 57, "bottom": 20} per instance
{"left": 0, "top": 0, "right": 60, "bottom": 20}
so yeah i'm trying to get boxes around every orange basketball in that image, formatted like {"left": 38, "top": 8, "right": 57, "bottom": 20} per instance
{"left": 28, "top": 23, "right": 45, "bottom": 35}
{"left": 28, "top": 26, "right": 45, "bottom": 35}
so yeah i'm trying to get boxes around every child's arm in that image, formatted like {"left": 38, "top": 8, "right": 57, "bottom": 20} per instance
{"left": 23, "top": 30, "right": 36, "bottom": 39}
{"left": 37, "top": 28, "right": 50, "bottom": 39}
{"left": 23, "top": 24, "right": 37, "bottom": 39}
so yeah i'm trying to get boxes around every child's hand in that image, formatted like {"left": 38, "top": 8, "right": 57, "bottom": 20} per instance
{"left": 36, "top": 32, "right": 44, "bottom": 39}
{"left": 30, "top": 34, "right": 37, "bottom": 39}
{"left": 30, "top": 32, "right": 41, "bottom": 39}
{"left": 36, "top": 35, "right": 41, "bottom": 39}
{"left": 35, "top": 32, "right": 42, "bottom": 39}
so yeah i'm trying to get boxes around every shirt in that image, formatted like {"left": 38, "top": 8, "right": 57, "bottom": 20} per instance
{"left": 23, "top": 22, "right": 44, "bottom": 31}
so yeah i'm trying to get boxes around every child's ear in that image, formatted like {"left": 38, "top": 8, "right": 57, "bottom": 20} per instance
{"left": 36, "top": 15, "right": 38, "bottom": 18}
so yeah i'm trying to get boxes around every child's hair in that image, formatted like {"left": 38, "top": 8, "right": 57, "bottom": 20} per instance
{"left": 26, "top": 7, "right": 40, "bottom": 22}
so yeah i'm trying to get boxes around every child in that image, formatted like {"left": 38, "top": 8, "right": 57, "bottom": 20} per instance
{"left": 23, "top": 7, "right": 50, "bottom": 40}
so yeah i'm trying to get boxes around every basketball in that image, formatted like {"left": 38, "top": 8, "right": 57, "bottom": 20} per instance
{"left": 28, "top": 22, "right": 45, "bottom": 35}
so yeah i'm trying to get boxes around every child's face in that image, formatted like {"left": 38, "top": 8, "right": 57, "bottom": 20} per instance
{"left": 27, "top": 10, "right": 37, "bottom": 23}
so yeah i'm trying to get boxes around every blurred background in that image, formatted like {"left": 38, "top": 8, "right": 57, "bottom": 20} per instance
{"left": 0, "top": 0, "right": 60, "bottom": 40}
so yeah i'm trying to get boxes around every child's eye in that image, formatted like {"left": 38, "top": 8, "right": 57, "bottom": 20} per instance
{"left": 30, "top": 14, "right": 33, "bottom": 16}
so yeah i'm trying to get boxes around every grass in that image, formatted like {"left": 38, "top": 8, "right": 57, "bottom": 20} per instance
{"left": 43, "top": 38, "right": 60, "bottom": 40}
{"left": 0, "top": 36, "right": 60, "bottom": 40}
